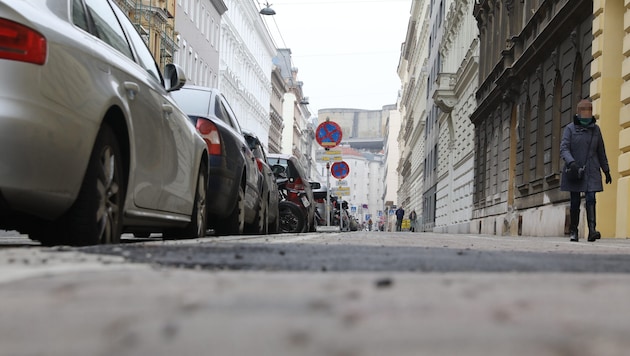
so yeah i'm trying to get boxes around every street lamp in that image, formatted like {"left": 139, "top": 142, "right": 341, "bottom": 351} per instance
{"left": 259, "top": 2, "right": 276, "bottom": 15}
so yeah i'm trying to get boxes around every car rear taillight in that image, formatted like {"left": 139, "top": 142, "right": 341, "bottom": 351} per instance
{"left": 255, "top": 158, "right": 264, "bottom": 173}
{"left": 196, "top": 118, "right": 221, "bottom": 155}
{"left": 0, "top": 18, "right": 46, "bottom": 65}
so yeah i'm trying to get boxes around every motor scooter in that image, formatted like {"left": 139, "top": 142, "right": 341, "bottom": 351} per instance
{"left": 273, "top": 166, "right": 307, "bottom": 233}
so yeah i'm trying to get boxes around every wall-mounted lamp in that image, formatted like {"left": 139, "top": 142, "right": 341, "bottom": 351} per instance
{"left": 260, "top": 2, "right": 276, "bottom": 15}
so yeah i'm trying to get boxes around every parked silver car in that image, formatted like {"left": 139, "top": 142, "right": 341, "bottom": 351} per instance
{"left": 0, "top": 0, "right": 209, "bottom": 245}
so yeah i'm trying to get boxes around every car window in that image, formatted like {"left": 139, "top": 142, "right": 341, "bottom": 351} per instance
{"left": 268, "top": 157, "right": 294, "bottom": 178}
{"left": 110, "top": 1, "right": 162, "bottom": 84}
{"left": 220, "top": 96, "right": 242, "bottom": 133}
{"left": 72, "top": 0, "right": 89, "bottom": 32}
{"left": 215, "top": 97, "right": 240, "bottom": 132}
{"left": 245, "top": 135, "right": 266, "bottom": 160}
{"left": 170, "top": 88, "right": 212, "bottom": 116}
{"left": 84, "top": 0, "right": 133, "bottom": 60}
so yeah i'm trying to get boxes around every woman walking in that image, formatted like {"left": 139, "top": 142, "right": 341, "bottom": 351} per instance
{"left": 560, "top": 99, "right": 612, "bottom": 242}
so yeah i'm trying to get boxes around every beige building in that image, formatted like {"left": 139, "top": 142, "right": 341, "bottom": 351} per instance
{"left": 593, "top": 1, "right": 628, "bottom": 238}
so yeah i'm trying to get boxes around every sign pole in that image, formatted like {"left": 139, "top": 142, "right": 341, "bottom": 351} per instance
{"left": 326, "top": 162, "right": 330, "bottom": 226}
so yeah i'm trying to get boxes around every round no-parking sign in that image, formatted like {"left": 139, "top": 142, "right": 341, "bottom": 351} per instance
{"left": 330, "top": 161, "right": 350, "bottom": 180}
{"left": 315, "top": 121, "right": 343, "bottom": 148}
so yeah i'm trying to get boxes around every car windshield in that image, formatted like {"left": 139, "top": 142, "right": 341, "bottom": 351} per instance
{"left": 170, "top": 88, "right": 212, "bottom": 116}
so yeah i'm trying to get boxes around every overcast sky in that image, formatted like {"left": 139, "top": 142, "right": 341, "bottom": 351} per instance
{"left": 260, "top": 0, "right": 412, "bottom": 115}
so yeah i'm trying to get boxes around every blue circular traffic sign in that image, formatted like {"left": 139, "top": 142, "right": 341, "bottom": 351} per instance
{"left": 331, "top": 161, "right": 350, "bottom": 180}
{"left": 316, "top": 121, "right": 342, "bottom": 148}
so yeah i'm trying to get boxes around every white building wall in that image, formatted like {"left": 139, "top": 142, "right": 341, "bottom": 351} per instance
{"left": 397, "top": 0, "right": 429, "bottom": 226}
{"left": 384, "top": 108, "right": 401, "bottom": 208}
{"left": 219, "top": 0, "right": 275, "bottom": 147}
{"left": 429, "top": 0, "right": 478, "bottom": 233}
{"left": 174, "top": 0, "right": 226, "bottom": 88}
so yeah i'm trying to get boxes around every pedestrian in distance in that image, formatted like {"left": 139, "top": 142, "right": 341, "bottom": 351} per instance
{"left": 395, "top": 206, "right": 405, "bottom": 232}
{"left": 409, "top": 210, "right": 417, "bottom": 232}
{"left": 560, "top": 98, "right": 612, "bottom": 242}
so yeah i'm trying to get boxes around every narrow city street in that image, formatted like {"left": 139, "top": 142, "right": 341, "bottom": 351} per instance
{"left": 2, "top": 231, "right": 630, "bottom": 356}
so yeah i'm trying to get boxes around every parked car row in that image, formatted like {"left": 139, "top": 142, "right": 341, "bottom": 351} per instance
{"left": 0, "top": 0, "right": 291, "bottom": 246}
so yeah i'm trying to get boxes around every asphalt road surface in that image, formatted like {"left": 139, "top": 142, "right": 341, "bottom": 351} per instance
{"left": 2, "top": 231, "right": 630, "bottom": 356}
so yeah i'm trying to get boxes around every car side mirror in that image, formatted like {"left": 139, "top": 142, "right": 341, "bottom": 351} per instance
{"left": 164, "top": 63, "right": 187, "bottom": 92}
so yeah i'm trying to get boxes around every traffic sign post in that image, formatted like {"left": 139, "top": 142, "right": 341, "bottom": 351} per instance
{"left": 315, "top": 120, "right": 342, "bottom": 148}
{"left": 315, "top": 119, "right": 344, "bottom": 232}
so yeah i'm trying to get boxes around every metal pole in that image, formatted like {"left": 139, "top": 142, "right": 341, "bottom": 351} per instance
{"left": 326, "top": 162, "right": 330, "bottom": 226}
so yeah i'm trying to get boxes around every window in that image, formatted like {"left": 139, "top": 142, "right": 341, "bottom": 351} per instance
{"left": 84, "top": 0, "right": 132, "bottom": 60}
{"left": 72, "top": 0, "right": 89, "bottom": 32}
{"left": 111, "top": 1, "right": 162, "bottom": 83}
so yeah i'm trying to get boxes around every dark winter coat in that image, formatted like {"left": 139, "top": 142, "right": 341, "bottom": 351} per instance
{"left": 395, "top": 208, "right": 405, "bottom": 220}
{"left": 560, "top": 115, "right": 610, "bottom": 192}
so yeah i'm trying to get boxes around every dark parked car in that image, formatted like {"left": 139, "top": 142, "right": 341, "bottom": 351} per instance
{"left": 267, "top": 153, "right": 315, "bottom": 233}
{"left": 243, "top": 130, "right": 279, "bottom": 234}
{"left": 0, "top": 0, "right": 209, "bottom": 246}
{"left": 170, "top": 86, "right": 263, "bottom": 235}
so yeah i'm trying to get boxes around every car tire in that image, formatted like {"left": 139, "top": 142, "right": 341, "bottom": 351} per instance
{"left": 278, "top": 202, "right": 304, "bottom": 233}
{"left": 48, "top": 124, "right": 124, "bottom": 246}
{"left": 164, "top": 161, "right": 207, "bottom": 239}
{"left": 216, "top": 183, "right": 245, "bottom": 235}
{"left": 245, "top": 192, "right": 267, "bottom": 235}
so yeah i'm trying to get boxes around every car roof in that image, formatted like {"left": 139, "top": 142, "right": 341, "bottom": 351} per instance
{"left": 267, "top": 153, "right": 293, "bottom": 159}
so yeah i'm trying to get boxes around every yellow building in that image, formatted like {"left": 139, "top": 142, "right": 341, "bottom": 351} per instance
{"left": 591, "top": 1, "right": 628, "bottom": 237}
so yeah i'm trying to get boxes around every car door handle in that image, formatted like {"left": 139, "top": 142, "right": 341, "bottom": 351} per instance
{"left": 162, "top": 104, "right": 174, "bottom": 114}
{"left": 123, "top": 82, "right": 139, "bottom": 100}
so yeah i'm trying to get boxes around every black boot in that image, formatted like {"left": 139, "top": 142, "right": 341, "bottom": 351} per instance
{"left": 586, "top": 204, "right": 601, "bottom": 242}
{"left": 569, "top": 209, "right": 580, "bottom": 242}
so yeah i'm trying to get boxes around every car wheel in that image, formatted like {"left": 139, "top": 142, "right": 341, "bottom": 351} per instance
{"left": 268, "top": 203, "right": 279, "bottom": 234}
{"left": 165, "top": 162, "right": 207, "bottom": 239}
{"left": 216, "top": 183, "right": 245, "bottom": 235}
{"left": 245, "top": 192, "right": 267, "bottom": 235}
{"left": 278, "top": 202, "right": 304, "bottom": 233}
{"left": 59, "top": 124, "right": 124, "bottom": 246}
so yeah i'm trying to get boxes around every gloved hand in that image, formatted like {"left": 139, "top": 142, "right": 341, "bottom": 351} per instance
{"left": 568, "top": 161, "right": 577, "bottom": 170}
{"left": 605, "top": 171, "right": 612, "bottom": 184}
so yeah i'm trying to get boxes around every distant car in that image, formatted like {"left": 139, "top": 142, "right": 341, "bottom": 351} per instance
{"left": 0, "top": 0, "right": 209, "bottom": 245}
{"left": 267, "top": 153, "right": 315, "bottom": 233}
{"left": 170, "top": 86, "right": 262, "bottom": 235}
{"left": 243, "top": 130, "right": 279, "bottom": 234}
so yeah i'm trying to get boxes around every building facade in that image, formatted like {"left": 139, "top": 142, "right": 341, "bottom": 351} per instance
{"left": 274, "top": 49, "right": 315, "bottom": 176}
{"left": 114, "top": 0, "right": 178, "bottom": 70}
{"left": 219, "top": 0, "right": 276, "bottom": 147}
{"left": 314, "top": 146, "right": 385, "bottom": 226}
{"left": 268, "top": 64, "right": 286, "bottom": 154}
{"left": 593, "top": 0, "right": 626, "bottom": 238}
{"left": 397, "top": 0, "right": 429, "bottom": 227}
{"left": 471, "top": 0, "right": 594, "bottom": 236}
{"left": 398, "top": 0, "right": 476, "bottom": 233}
{"left": 174, "top": 0, "right": 226, "bottom": 87}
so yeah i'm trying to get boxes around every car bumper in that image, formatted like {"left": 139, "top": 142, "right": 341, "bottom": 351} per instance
{"left": 0, "top": 95, "right": 95, "bottom": 221}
